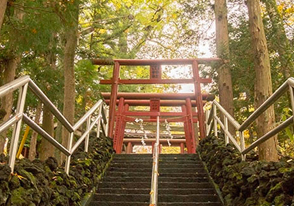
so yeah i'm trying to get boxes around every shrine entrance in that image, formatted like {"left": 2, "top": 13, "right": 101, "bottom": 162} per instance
{"left": 92, "top": 59, "right": 219, "bottom": 153}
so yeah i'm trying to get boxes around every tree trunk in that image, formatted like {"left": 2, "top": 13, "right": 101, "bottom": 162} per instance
{"left": 247, "top": 0, "right": 279, "bottom": 161}
{"left": 0, "top": 0, "right": 8, "bottom": 33}
{"left": 39, "top": 105, "right": 55, "bottom": 161}
{"left": 0, "top": 57, "right": 19, "bottom": 152}
{"left": 261, "top": 0, "right": 294, "bottom": 79}
{"left": 61, "top": 1, "right": 79, "bottom": 164}
{"left": 215, "top": 0, "right": 234, "bottom": 135}
{"left": 28, "top": 102, "right": 42, "bottom": 161}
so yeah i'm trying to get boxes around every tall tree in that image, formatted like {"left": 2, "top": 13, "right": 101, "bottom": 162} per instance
{"left": 215, "top": 0, "right": 234, "bottom": 134}
{"left": 262, "top": 0, "right": 294, "bottom": 79}
{"left": 39, "top": 105, "right": 55, "bottom": 160}
{"left": 247, "top": 0, "right": 278, "bottom": 161}
{"left": 0, "top": 0, "right": 8, "bottom": 33}
{"left": 0, "top": 3, "right": 23, "bottom": 152}
{"left": 61, "top": 0, "right": 80, "bottom": 163}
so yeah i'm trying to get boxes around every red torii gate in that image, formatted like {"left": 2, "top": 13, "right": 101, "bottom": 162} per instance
{"left": 92, "top": 58, "right": 220, "bottom": 153}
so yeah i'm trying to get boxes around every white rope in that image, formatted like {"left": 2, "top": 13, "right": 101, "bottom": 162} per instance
{"left": 165, "top": 119, "right": 173, "bottom": 147}
{"left": 135, "top": 118, "right": 148, "bottom": 146}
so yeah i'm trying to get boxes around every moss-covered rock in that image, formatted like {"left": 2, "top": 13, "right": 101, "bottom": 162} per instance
{"left": 198, "top": 135, "right": 294, "bottom": 206}
{"left": 0, "top": 134, "right": 114, "bottom": 206}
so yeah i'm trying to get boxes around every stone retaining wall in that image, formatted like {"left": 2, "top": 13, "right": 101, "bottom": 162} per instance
{"left": 0, "top": 135, "right": 114, "bottom": 206}
{"left": 197, "top": 136, "right": 294, "bottom": 206}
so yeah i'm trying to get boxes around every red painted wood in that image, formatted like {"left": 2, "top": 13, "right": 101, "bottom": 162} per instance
{"left": 192, "top": 60, "right": 206, "bottom": 140}
{"left": 102, "top": 92, "right": 214, "bottom": 100}
{"left": 104, "top": 99, "right": 199, "bottom": 106}
{"left": 108, "top": 62, "right": 120, "bottom": 138}
{"left": 180, "top": 143, "right": 185, "bottom": 154}
{"left": 186, "top": 98, "right": 196, "bottom": 153}
{"left": 92, "top": 58, "right": 222, "bottom": 65}
{"left": 113, "top": 97, "right": 124, "bottom": 153}
{"left": 182, "top": 105, "right": 192, "bottom": 153}
{"left": 99, "top": 78, "right": 211, "bottom": 84}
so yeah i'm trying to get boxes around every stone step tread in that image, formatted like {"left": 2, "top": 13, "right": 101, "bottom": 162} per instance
{"left": 102, "top": 176, "right": 208, "bottom": 182}
{"left": 110, "top": 162, "right": 202, "bottom": 166}
{"left": 91, "top": 202, "right": 222, "bottom": 206}
{"left": 98, "top": 188, "right": 216, "bottom": 195}
{"left": 99, "top": 182, "right": 213, "bottom": 189}
{"left": 104, "top": 171, "right": 208, "bottom": 177}
{"left": 94, "top": 194, "right": 219, "bottom": 202}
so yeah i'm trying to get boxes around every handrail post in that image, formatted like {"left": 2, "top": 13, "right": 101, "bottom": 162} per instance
{"left": 85, "top": 117, "right": 91, "bottom": 152}
{"left": 289, "top": 85, "right": 294, "bottom": 124}
{"left": 9, "top": 83, "right": 28, "bottom": 173}
{"left": 97, "top": 104, "right": 103, "bottom": 138}
{"left": 240, "top": 131, "right": 245, "bottom": 160}
{"left": 105, "top": 105, "right": 109, "bottom": 137}
{"left": 213, "top": 104, "right": 218, "bottom": 137}
{"left": 205, "top": 110, "right": 209, "bottom": 136}
{"left": 65, "top": 132, "right": 74, "bottom": 174}
{"left": 224, "top": 116, "right": 229, "bottom": 144}
{"left": 150, "top": 115, "right": 160, "bottom": 206}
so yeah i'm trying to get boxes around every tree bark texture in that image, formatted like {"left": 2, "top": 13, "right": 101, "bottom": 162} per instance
{"left": 61, "top": 1, "right": 79, "bottom": 164}
{"left": 262, "top": 0, "right": 294, "bottom": 79}
{"left": 28, "top": 102, "right": 42, "bottom": 161}
{"left": 39, "top": 105, "right": 55, "bottom": 161}
{"left": 247, "top": 0, "right": 279, "bottom": 161}
{"left": 215, "top": 0, "right": 234, "bottom": 135}
{"left": 0, "top": 0, "right": 8, "bottom": 34}
{"left": 0, "top": 57, "right": 19, "bottom": 152}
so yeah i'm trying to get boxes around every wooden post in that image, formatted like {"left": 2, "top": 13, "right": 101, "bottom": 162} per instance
{"left": 182, "top": 105, "right": 192, "bottom": 153}
{"left": 180, "top": 143, "right": 185, "bottom": 154}
{"left": 113, "top": 97, "right": 124, "bottom": 153}
{"left": 186, "top": 98, "right": 196, "bottom": 153}
{"left": 126, "top": 142, "right": 133, "bottom": 154}
{"left": 108, "top": 61, "right": 120, "bottom": 138}
{"left": 192, "top": 60, "right": 206, "bottom": 139}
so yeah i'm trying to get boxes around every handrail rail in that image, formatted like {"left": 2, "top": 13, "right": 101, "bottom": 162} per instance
{"left": 150, "top": 115, "right": 160, "bottom": 206}
{"left": 0, "top": 76, "right": 109, "bottom": 174}
{"left": 206, "top": 77, "right": 294, "bottom": 158}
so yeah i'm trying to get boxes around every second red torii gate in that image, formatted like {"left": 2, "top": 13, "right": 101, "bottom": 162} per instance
{"left": 92, "top": 58, "right": 220, "bottom": 153}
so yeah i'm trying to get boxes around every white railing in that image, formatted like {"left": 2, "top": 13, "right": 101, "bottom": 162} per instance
{"left": 150, "top": 115, "right": 160, "bottom": 206}
{"left": 0, "top": 75, "right": 109, "bottom": 174}
{"left": 206, "top": 77, "right": 294, "bottom": 159}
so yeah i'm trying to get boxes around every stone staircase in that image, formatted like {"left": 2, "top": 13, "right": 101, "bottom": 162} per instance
{"left": 158, "top": 154, "right": 222, "bottom": 206}
{"left": 89, "top": 154, "right": 222, "bottom": 206}
{"left": 90, "top": 154, "right": 152, "bottom": 205}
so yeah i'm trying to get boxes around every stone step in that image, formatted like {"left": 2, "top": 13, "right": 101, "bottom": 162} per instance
{"left": 159, "top": 182, "right": 213, "bottom": 189}
{"left": 99, "top": 181, "right": 213, "bottom": 189}
{"left": 90, "top": 202, "right": 222, "bottom": 206}
{"left": 109, "top": 162, "right": 152, "bottom": 168}
{"left": 158, "top": 188, "right": 216, "bottom": 195}
{"left": 109, "top": 162, "right": 202, "bottom": 169}
{"left": 107, "top": 167, "right": 152, "bottom": 173}
{"left": 113, "top": 154, "right": 152, "bottom": 160}
{"left": 98, "top": 188, "right": 216, "bottom": 195}
{"left": 102, "top": 176, "right": 208, "bottom": 183}
{"left": 159, "top": 194, "right": 219, "bottom": 202}
{"left": 105, "top": 171, "right": 208, "bottom": 178}
{"left": 98, "top": 188, "right": 150, "bottom": 195}
{"left": 99, "top": 181, "right": 151, "bottom": 189}
{"left": 94, "top": 193, "right": 219, "bottom": 203}
{"left": 102, "top": 176, "right": 151, "bottom": 182}
{"left": 159, "top": 168, "right": 206, "bottom": 173}
{"left": 94, "top": 194, "right": 149, "bottom": 202}
{"left": 159, "top": 176, "right": 209, "bottom": 182}
{"left": 90, "top": 201, "right": 148, "bottom": 206}
{"left": 158, "top": 203, "right": 223, "bottom": 206}
{"left": 159, "top": 163, "right": 204, "bottom": 168}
